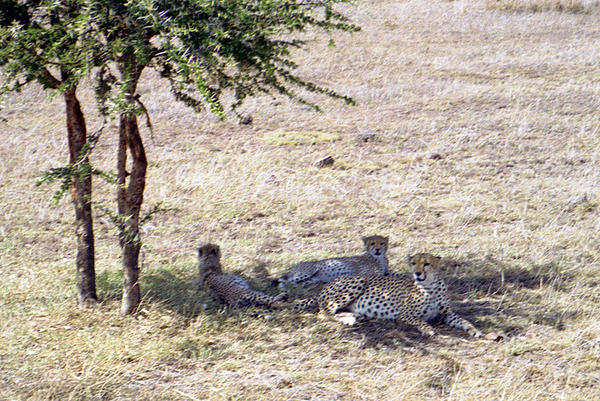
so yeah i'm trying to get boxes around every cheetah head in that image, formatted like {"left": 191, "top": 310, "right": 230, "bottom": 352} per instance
{"left": 362, "top": 235, "right": 389, "bottom": 258}
{"left": 408, "top": 253, "right": 442, "bottom": 285}
{"left": 197, "top": 243, "right": 223, "bottom": 282}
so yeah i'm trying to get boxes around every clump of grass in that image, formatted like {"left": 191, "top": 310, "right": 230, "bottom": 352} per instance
{"left": 485, "top": 0, "right": 600, "bottom": 13}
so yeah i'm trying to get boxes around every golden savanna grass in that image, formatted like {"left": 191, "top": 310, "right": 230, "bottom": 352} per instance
{"left": 1, "top": 0, "right": 600, "bottom": 399}
{"left": 485, "top": 0, "right": 600, "bottom": 13}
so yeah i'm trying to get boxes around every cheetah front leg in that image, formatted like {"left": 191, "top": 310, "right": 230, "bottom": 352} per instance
{"left": 442, "top": 310, "right": 482, "bottom": 337}
{"left": 396, "top": 313, "right": 436, "bottom": 337}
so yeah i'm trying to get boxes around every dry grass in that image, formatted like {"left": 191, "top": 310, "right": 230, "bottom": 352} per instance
{"left": 2, "top": 0, "right": 600, "bottom": 399}
{"left": 485, "top": 0, "right": 600, "bottom": 13}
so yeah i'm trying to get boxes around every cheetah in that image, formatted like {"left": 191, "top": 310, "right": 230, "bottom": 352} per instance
{"left": 294, "top": 253, "right": 482, "bottom": 337}
{"left": 276, "top": 235, "right": 389, "bottom": 286}
{"left": 197, "top": 244, "right": 287, "bottom": 308}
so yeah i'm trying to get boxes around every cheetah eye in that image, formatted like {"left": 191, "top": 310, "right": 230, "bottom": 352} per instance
{"left": 424, "top": 262, "right": 430, "bottom": 267}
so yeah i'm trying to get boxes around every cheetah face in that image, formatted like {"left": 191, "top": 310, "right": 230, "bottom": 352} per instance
{"left": 362, "top": 235, "right": 389, "bottom": 258}
{"left": 198, "top": 243, "right": 223, "bottom": 277}
{"left": 198, "top": 243, "right": 221, "bottom": 260}
{"left": 408, "top": 253, "right": 442, "bottom": 285}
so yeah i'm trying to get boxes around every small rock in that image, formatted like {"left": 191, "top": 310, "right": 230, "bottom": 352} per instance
{"left": 484, "top": 332, "right": 504, "bottom": 342}
{"left": 238, "top": 114, "right": 253, "bottom": 125}
{"left": 263, "top": 314, "right": 274, "bottom": 321}
{"left": 429, "top": 153, "right": 443, "bottom": 160}
{"left": 566, "top": 194, "right": 587, "bottom": 207}
{"left": 300, "top": 105, "right": 312, "bottom": 111}
{"left": 359, "top": 130, "right": 377, "bottom": 142}
{"left": 315, "top": 155, "right": 335, "bottom": 168}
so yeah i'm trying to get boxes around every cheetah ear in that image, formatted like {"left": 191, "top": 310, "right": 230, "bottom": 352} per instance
{"left": 198, "top": 247, "right": 203, "bottom": 257}
{"left": 213, "top": 244, "right": 221, "bottom": 259}
{"left": 361, "top": 236, "right": 368, "bottom": 244}
{"left": 407, "top": 254, "right": 413, "bottom": 263}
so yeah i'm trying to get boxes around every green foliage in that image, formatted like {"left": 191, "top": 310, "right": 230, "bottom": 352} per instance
{"left": 1, "top": 0, "right": 359, "bottom": 116}
{"left": 95, "top": 203, "right": 138, "bottom": 243}
{"left": 140, "top": 202, "right": 170, "bottom": 227}
{"left": 36, "top": 162, "right": 117, "bottom": 203}
{"left": 2, "top": 0, "right": 360, "bottom": 129}
{"left": 0, "top": 0, "right": 103, "bottom": 93}
{"left": 94, "top": 201, "right": 170, "bottom": 245}
{"left": 36, "top": 166, "right": 78, "bottom": 203}
{"left": 143, "top": 0, "right": 361, "bottom": 112}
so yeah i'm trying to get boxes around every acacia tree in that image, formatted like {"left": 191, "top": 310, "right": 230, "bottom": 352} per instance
{"left": 1, "top": 0, "right": 359, "bottom": 315}
{"left": 91, "top": 0, "right": 359, "bottom": 315}
{"left": 0, "top": 1, "right": 101, "bottom": 305}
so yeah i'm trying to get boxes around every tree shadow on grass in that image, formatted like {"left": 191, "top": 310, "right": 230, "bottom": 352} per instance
{"left": 141, "top": 267, "right": 206, "bottom": 318}
{"left": 343, "top": 319, "right": 435, "bottom": 354}
{"left": 442, "top": 256, "right": 577, "bottom": 334}
{"left": 96, "top": 268, "right": 125, "bottom": 302}
{"left": 96, "top": 256, "right": 578, "bottom": 350}
{"left": 443, "top": 256, "right": 573, "bottom": 294}
{"left": 95, "top": 261, "right": 290, "bottom": 319}
{"left": 96, "top": 265, "right": 205, "bottom": 318}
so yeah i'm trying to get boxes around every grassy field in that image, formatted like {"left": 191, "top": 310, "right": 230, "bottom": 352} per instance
{"left": 2, "top": 0, "right": 600, "bottom": 399}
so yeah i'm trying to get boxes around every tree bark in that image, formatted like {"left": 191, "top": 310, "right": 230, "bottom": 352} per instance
{"left": 64, "top": 88, "right": 97, "bottom": 306}
{"left": 117, "top": 63, "right": 147, "bottom": 315}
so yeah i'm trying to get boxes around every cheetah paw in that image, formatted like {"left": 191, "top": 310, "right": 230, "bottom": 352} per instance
{"left": 336, "top": 313, "right": 357, "bottom": 326}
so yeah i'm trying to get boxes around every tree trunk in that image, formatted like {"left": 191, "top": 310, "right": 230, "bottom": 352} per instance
{"left": 117, "top": 113, "right": 147, "bottom": 315}
{"left": 117, "top": 63, "right": 147, "bottom": 315}
{"left": 64, "top": 88, "right": 97, "bottom": 306}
